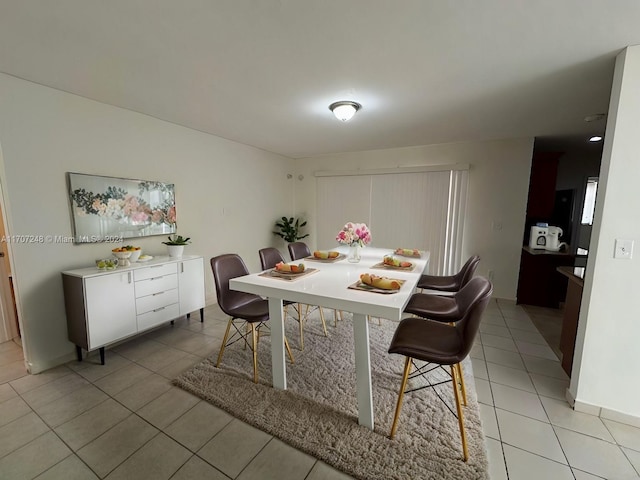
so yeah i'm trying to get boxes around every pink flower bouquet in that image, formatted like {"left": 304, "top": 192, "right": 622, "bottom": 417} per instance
{"left": 336, "top": 222, "right": 372, "bottom": 247}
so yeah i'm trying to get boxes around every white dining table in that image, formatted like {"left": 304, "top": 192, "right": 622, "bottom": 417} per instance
{"left": 229, "top": 246, "right": 430, "bottom": 429}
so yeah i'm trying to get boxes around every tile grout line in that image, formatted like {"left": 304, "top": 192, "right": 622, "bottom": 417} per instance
{"left": 495, "top": 301, "right": 640, "bottom": 479}
{"left": 500, "top": 302, "right": 577, "bottom": 474}
{"left": 599, "top": 419, "right": 640, "bottom": 477}
{"left": 7, "top": 387, "right": 102, "bottom": 478}
{"left": 479, "top": 302, "right": 510, "bottom": 479}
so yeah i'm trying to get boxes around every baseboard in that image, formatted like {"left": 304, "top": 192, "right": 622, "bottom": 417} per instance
{"left": 27, "top": 351, "right": 77, "bottom": 374}
{"left": 565, "top": 387, "right": 576, "bottom": 407}
{"left": 600, "top": 407, "right": 640, "bottom": 428}
{"left": 570, "top": 394, "right": 640, "bottom": 427}
{"left": 492, "top": 295, "right": 514, "bottom": 301}
{"left": 572, "top": 398, "right": 602, "bottom": 416}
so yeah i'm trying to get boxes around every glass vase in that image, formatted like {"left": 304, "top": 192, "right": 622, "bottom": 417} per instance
{"left": 347, "top": 244, "right": 361, "bottom": 263}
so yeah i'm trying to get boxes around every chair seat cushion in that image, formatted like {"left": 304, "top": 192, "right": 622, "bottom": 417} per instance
{"left": 417, "top": 274, "right": 459, "bottom": 291}
{"left": 404, "top": 293, "right": 459, "bottom": 321}
{"left": 232, "top": 298, "right": 269, "bottom": 323}
{"left": 388, "top": 317, "right": 464, "bottom": 364}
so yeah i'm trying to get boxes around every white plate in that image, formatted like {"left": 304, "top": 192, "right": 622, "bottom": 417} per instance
{"left": 137, "top": 255, "right": 154, "bottom": 262}
{"left": 381, "top": 262, "right": 414, "bottom": 270}
{"left": 271, "top": 268, "right": 306, "bottom": 277}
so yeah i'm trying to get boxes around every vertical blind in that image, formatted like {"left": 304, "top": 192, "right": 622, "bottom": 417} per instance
{"left": 315, "top": 166, "right": 468, "bottom": 275}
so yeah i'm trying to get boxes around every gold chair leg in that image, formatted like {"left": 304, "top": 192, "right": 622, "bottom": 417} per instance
{"left": 456, "top": 363, "right": 468, "bottom": 406}
{"left": 390, "top": 356, "right": 412, "bottom": 439}
{"left": 299, "top": 307, "right": 305, "bottom": 351}
{"left": 244, "top": 322, "right": 250, "bottom": 350}
{"left": 319, "top": 307, "right": 328, "bottom": 336}
{"left": 284, "top": 337, "right": 295, "bottom": 364}
{"left": 251, "top": 323, "right": 258, "bottom": 383}
{"left": 216, "top": 317, "right": 234, "bottom": 367}
{"left": 378, "top": 317, "right": 382, "bottom": 326}
{"left": 333, "top": 309, "right": 338, "bottom": 327}
{"left": 451, "top": 364, "right": 469, "bottom": 461}
{"left": 339, "top": 310, "right": 343, "bottom": 321}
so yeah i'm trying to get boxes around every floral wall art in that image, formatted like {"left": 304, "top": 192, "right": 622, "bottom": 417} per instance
{"left": 67, "top": 172, "right": 177, "bottom": 243}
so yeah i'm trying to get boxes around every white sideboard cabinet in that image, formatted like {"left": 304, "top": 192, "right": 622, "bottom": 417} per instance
{"left": 62, "top": 255, "right": 205, "bottom": 365}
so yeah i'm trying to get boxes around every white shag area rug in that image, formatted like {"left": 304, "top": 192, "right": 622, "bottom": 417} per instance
{"left": 174, "top": 311, "right": 489, "bottom": 480}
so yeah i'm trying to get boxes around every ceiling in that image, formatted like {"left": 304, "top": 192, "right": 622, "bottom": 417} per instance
{"left": 1, "top": 1, "right": 639, "bottom": 158}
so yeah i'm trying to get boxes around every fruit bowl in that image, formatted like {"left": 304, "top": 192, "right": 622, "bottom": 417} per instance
{"left": 115, "top": 245, "right": 142, "bottom": 263}
{"left": 95, "top": 258, "right": 118, "bottom": 270}
{"left": 112, "top": 249, "right": 132, "bottom": 266}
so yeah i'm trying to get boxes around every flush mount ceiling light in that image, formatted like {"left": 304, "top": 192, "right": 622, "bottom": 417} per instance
{"left": 329, "top": 101, "right": 361, "bottom": 122}
{"left": 589, "top": 136, "right": 603, "bottom": 142}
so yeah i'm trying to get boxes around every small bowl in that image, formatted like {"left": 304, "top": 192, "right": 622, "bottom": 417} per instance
{"left": 95, "top": 258, "right": 118, "bottom": 270}
{"left": 129, "top": 249, "right": 142, "bottom": 263}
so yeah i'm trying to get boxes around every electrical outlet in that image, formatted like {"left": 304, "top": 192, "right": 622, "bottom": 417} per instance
{"left": 614, "top": 239, "right": 634, "bottom": 259}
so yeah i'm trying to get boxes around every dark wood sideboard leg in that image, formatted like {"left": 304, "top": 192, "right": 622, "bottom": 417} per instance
{"left": 99, "top": 347, "right": 105, "bottom": 365}
{"left": 76, "top": 345, "right": 83, "bottom": 362}
{"left": 186, "top": 313, "right": 190, "bottom": 319}
{"left": 200, "top": 308, "right": 204, "bottom": 322}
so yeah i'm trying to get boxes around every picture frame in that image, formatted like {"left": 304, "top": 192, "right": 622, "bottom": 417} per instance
{"left": 67, "top": 172, "right": 177, "bottom": 244}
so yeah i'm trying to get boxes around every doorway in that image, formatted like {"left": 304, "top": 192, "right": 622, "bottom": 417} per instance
{"left": 0, "top": 144, "right": 21, "bottom": 347}
{"left": 0, "top": 201, "right": 19, "bottom": 344}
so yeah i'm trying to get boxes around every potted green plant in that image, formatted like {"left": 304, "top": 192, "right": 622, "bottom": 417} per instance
{"left": 162, "top": 234, "right": 191, "bottom": 257}
{"left": 273, "top": 217, "right": 309, "bottom": 243}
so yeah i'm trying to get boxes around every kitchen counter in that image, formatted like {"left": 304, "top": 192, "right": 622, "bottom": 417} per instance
{"left": 557, "top": 266, "right": 585, "bottom": 286}
{"left": 516, "top": 246, "right": 575, "bottom": 308}
{"left": 556, "top": 265, "right": 585, "bottom": 376}
{"left": 522, "top": 246, "right": 573, "bottom": 256}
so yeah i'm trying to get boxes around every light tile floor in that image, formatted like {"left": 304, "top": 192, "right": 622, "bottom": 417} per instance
{"left": 1, "top": 299, "right": 639, "bottom": 479}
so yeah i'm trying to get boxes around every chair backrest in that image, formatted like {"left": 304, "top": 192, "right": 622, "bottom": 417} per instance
{"left": 210, "top": 254, "right": 258, "bottom": 317}
{"left": 453, "top": 255, "right": 481, "bottom": 288}
{"left": 453, "top": 276, "right": 493, "bottom": 361}
{"left": 259, "top": 247, "right": 285, "bottom": 270}
{"left": 288, "top": 242, "right": 311, "bottom": 261}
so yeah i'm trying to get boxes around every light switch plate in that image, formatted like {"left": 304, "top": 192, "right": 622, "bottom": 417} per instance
{"left": 614, "top": 238, "right": 634, "bottom": 259}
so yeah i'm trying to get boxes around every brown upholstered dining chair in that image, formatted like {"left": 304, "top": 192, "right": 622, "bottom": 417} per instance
{"left": 287, "top": 242, "right": 311, "bottom": 262}
{"left": 258, "top": 247, "right": 312, "bottom": 346}
{"left": 404, "top": 269, "right": 487, "bottom": 407}
{"left": 211, "top": 254, "right": 294, "bottom": 383}
{"left": 283, "top": 243, "right": 329, "bottom": 347}
{"left": 388, "top": 277, "right": 492, "bottom": 461}
{"left": 417, "top": 255, "right": 480, "bottom": 292}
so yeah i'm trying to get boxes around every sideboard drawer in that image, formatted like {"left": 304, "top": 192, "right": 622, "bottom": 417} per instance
{"left": 136, "top": 288, "right": 179, "bottom": 315}
{"left": 135, "top": 274, "right": 177, "bottom": 298}
{"left": 134, "top": 263, "right": 177, "bottom": 281}
{"left": 137, "top": 303, "right": 180, "bottom": 331}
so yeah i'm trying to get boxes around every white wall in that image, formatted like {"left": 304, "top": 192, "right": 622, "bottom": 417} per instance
{"left": 293, "top": 138, "right": 534, "bottom": 299}
{"left": 571, "top": 46, "right": 640, "bottom": 421}
{"left": 0, "top": 73, "right": 295, "bottom": 373}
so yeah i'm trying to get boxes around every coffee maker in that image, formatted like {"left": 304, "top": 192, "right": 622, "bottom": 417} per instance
{"left": 545, "top": 226, "right": 567, "bottom": 252}
{"left": 529, "top": 224, "right": 548, "bottom": 249}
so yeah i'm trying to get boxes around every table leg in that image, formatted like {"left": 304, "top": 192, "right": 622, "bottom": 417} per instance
{"left": 353, "top": 312, "right": 374, "bottom": 429}
{"left": 268, "top": 297, "right": 286, "bottom": 390}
